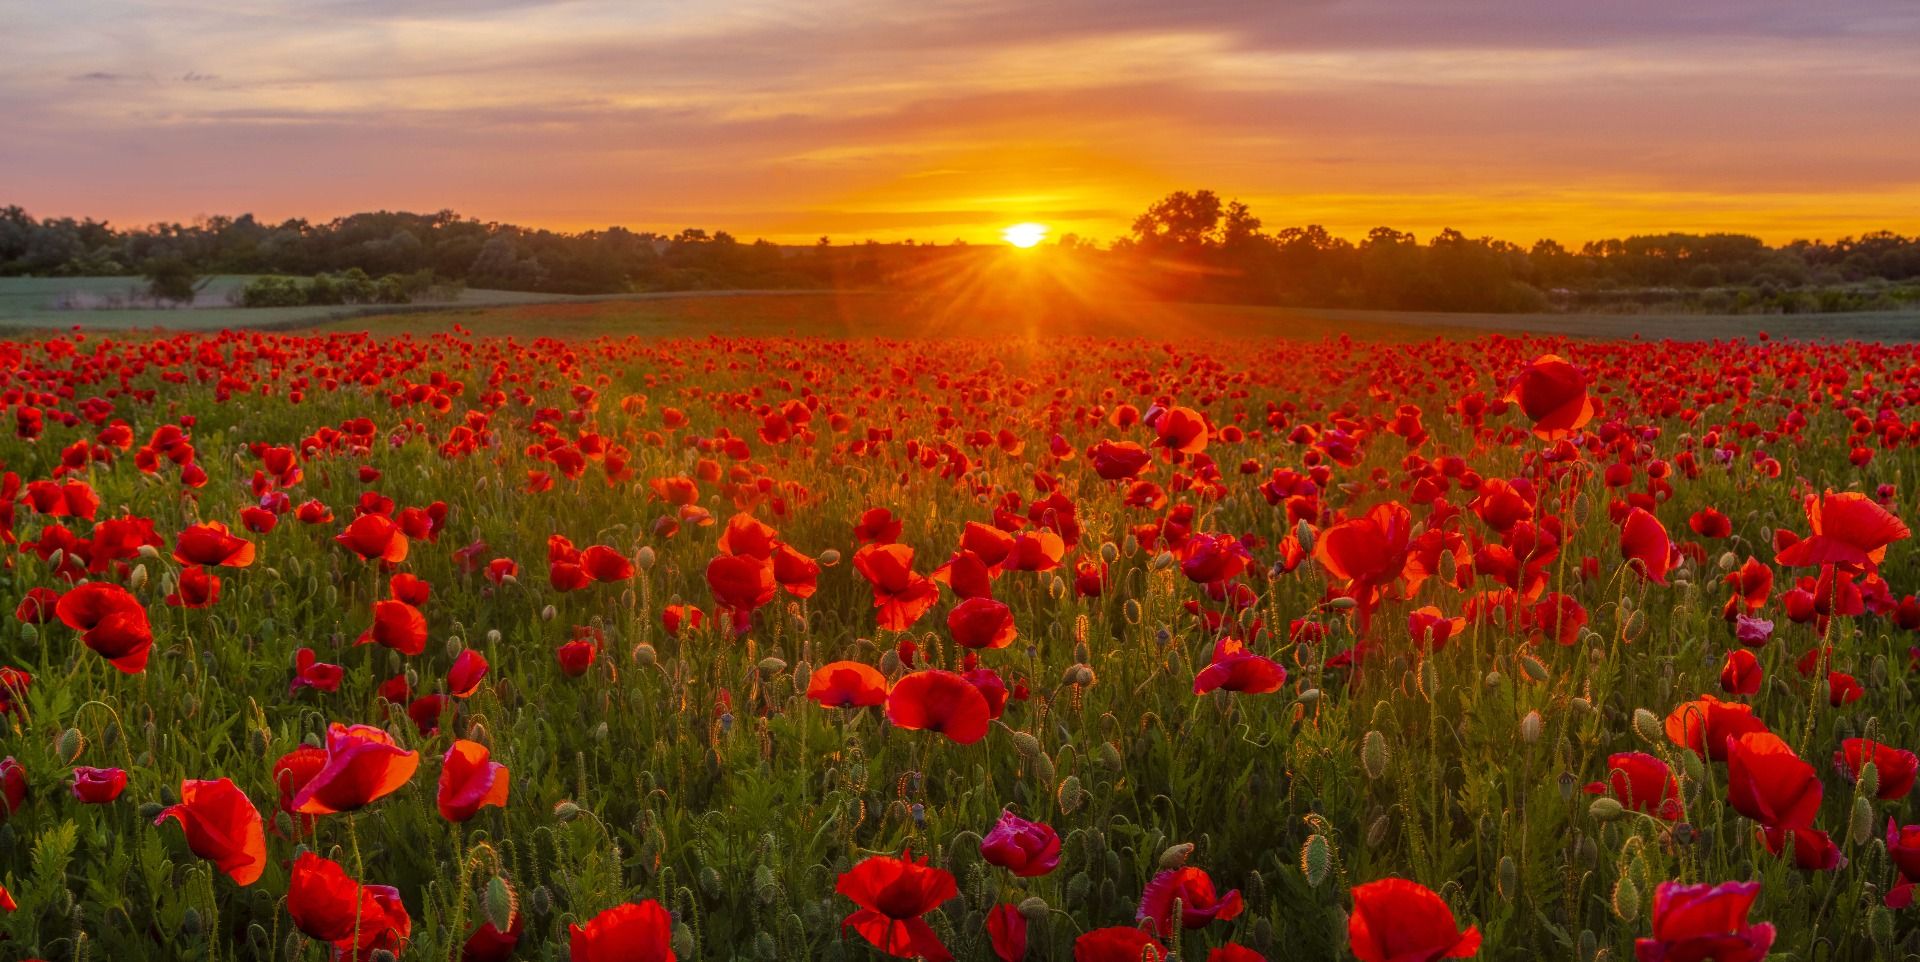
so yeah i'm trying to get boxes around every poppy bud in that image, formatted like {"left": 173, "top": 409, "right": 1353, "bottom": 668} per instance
{"left": 1018, "top": 896, "right": 1049, "bottom": 922}
{"left": 634, "top": 643, "right": 657, "bottom": 666}
{"left": 1589, "top": 797, "right": 1625, "bottom": 821}
{"left": 56, "top": 727, "right": 84, "bottom": 762}
{"left": 1498, "top": 856, "right": 1518, "bottom": 900}
{"left": 485, "top": 875, "right": 517, "bottom": 932}
{"left": 1301, "top": 835, "right": 1331, "bottom": 886}
{"left": 1612, "top": 875, "right": 1640, "bottom": 921}
{"left": 1632, "top": 709, "right": 1663, "bottom": 744}
{"left": 636, "top": 546, "right": 657, "bottom": 569}
{"left": 1361, "top": 731, "right": 1389, "bottom": 779}
{"left": 1519, "top": 711, "right": 1543, "bottom": 743}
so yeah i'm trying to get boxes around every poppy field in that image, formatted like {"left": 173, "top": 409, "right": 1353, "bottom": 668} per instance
{"left": 4, "top": 327, "right": 1920, "bottom": 962}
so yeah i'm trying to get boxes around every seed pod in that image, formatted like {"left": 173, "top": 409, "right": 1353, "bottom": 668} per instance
{"left": 817, "top": 548, "right": 841, "bottom": 566}
{"left": 1301, "top": 835, "right": 1332, "bottom": 887}
{"left": 637, "top": 546, "right": 657, "bottom": 569}
{"left": 1361, "top": 731, "right": 1389, "bottom": 779}
{"left": 758, "top": 657, "right": 787, "bottom": 678}
{"left": 1497, "top": 856, "right": 1518, "bottom": 900}
{"left": 540, "top": 605, "right": 557, "bottom": 622}
{"left": 1018, "top": 896, "right": 1049, "bottom": 922}
{"left": 1632, "top": 709, "right": 1663, "bottom": 745}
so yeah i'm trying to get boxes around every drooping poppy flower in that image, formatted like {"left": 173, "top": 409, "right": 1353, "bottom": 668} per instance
{"left": 980, "top": 810, "right": 1060, "bottom": 878}
{"left": 1719, "top": 649, "right": 1762, "bottom": 696}
{"left": 1582, "top": 752, "right": 1683, "bottom": 821}
{"left": 1774, "top": 490, "right": 1910, "bottom": 571}
{"left": 1193, "top": 639, "right": 1287, "bottom": 695}
{"left": 1665, "top": 694, "right": 1770, "bottom": 761}
{"left": 54, "top": 581, "right": 154, "bottom": 673}
{"left": 1633, "top": 881, "right": 1774, "bottom": 962}
{"left": 1725, "top": 731, "right": 1822, "bottom": 829}
{"left": 293, "top": 723, "right": 421, "bottom": 816}
{"left": 1073, "top": 927, "right": 1166, "bottom": 962}
{"left": 70, "top": 765, "right": 126, "bottom": 803}
{"left": 805, "top": 661, "right": 889, "bottom": 708}
{"left": 173, "top": 521, "right": 256, "bottom": 568}
{"left": 1619, "top": 508, "right": 1673, "bottom": 585}
{"left": 1137, "top": 866, "right": 1243, "bottom": 936}
{"left": 166, "top": 565, "right": 222, "bottom": 608}
{"left": 1506, "top": 354, "right": 1594, "bottom": 440}
{"left": 154, "top": 778, "right": 266, "bottom": 885}
{"left": 836, "top": 852, "right": 958, "bottom": 962}
{"left": 437, "top": 739, "right": 509, "bottom": 822}
{"left": 1348, "top": 877, "right": 1480, "bottom": 962}
{"left": 887, "top": 670, "right": 990, "bottom": 745}
{"left": 357, "top": 599, "right": 428, "bottom": 656}
{"left": 986, "top": 904, "right": 1027, "bottom": 962}
{"left": 569, "top": 900, "right": 677, "bottom": 962}
{"left": 854, "top": 543, "right": 941, "bottom": 631}
{"left": 948, "top": 596, "right": 1018, "bottom": 650}
{"left": 1835, "top": 738, "right": 1918, "bottom": 800}
{"left": 448, "top": 649, "right": 489, "bottom": 698}
{"left": 335, "top": 513, "right": 409, "bottom": 564}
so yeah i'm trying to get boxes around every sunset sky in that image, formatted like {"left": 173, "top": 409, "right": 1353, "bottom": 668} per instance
{"left": 4, "top": 0, "right": 1917, "bottom": 245}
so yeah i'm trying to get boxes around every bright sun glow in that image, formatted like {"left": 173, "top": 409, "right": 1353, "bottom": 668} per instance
{"left": 1001, "top": 222, "right": 1049, "bottom": 248}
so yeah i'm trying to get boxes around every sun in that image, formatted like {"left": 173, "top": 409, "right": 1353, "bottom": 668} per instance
{"left": 1001, "top": 222, "right": 1049, "bottom": 248}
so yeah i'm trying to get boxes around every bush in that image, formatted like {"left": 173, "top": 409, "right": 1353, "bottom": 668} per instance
{"left": 238, "top": 275, "right": 309, "bottom": 308}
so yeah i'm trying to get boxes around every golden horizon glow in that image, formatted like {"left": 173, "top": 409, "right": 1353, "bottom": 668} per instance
{"left": 1002, "top": 223, "right": 1049, "bottom": 248}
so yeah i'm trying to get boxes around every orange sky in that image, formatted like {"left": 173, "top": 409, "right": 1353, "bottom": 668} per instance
{"left": 4, "top": 1, "right": 1918, "bottom": 246}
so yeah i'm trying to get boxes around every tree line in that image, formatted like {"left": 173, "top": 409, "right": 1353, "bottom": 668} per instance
{"left": 3, "top": 194, "right": 1917, "bottom": 314}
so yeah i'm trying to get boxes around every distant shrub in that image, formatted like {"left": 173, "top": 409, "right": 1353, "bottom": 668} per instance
{"left": 239, "top": 275, "right": 309, "bottom": 308}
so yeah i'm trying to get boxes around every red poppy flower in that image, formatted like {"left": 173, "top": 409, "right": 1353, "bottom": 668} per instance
{"left": 291, "top": 647, "right": 343, "bottom": 695}
{"left": 357, "top": 599, "right": 427, "bottom": 656}
{"left": 0, "top": 757, "right": 22, "bottom": 821}
{"left": 1137, "top": 866, "right": 1242, "bottom": 936}
{"left": 464, "top": 912, "right": 524, "bottom": 962}
{"left": 293, "top": 723, "right": 421, "bottom": 815}
{"left": 14, "top": 587, "right": 61, "bottom": 624}
{"left": 1073, "top": 927, "right": 1166, "bottom": 962}
{"left": 1088, "top": 440, "right": 1153, "bottom": 481}
{"left": 389, "top": 572, "right": 432, "bottom": 605}
{"left": 1619, "top": 507, "right": 1673, "bottom": 585}
{"left": 772, "top": 543, "right": 820, "bottom": 598}
{"left": 949, "top": 596, "right": 1018, "bottom": 649}
{"left": 1180, "top": 533, "right": 1251, "bottom": 585}
{"left": 0, "top": 667, "right": 31, "bottom": 715}
{"left": 569, "top": 900, "right": 676, "bottom": 962}
{"left": 1665, "top": 694, "right": 1769, "bottom": 761}
{"left": 1634, "top": 881, "right": 1774, "bottom": 962}
{"left": 1193, "top": 639, "right": 1287, "bottom": 695}
{"left": 854, "top": 543, "right": 941, "bottom": 630}
{"left": 1719, "top": 649, "right": 1762, "bottom": 695}
{"left": 437, "top": 739, "right": 509, "bottom": 822}
{"left": 986, "top": 904, "right": 1027, "bottom": 962}
{"left": 1003, "top": 531, "right": 1066, "bottom": 572}
{"left": 1348, "top": 877, "right": 1480, "bottom": 962}
{"left": 806, "top": 661, "right": 889, "bottom": 708}
{"left": 583, "top": 544, "right": 634, "bottom": 582}
{"left": 980, "top": 811, "right": 1060, "bottom": 877}
{"left": 662, "top": 604, "right": 704, "bottom": 636}
{"left": 289, "top": 851, "right": 389, "bottom": 943}
{"left": 1314, "top": 501, "right": 1412, "bottom": 625}
{"left": 273, "top": 745, "right": 326, "bottom": 834}
{"left": 887, "top": 670, "right": 990, "bottom": 745}
{"left": 448, "top": 649, "right": 489, "bottom": 698}
{"left": 54, "top": 581, "right": 154, "bottom": 673}
{"left": 1689, "top": 508, "right": 1732, "bottom": 539}
{"left": 1774, "top": 490, "right": 1910, "bottom": 571}
{"left": 1154, "top": 405, "right": 1209, "bottom": 456}
{"left": 70, "top": 765, "right": 126, "bottom": 803}
{"left": 1757, "top": 826, "right": 1844, "bottom": 871}
{"left": 409, "top": 694, "right": 450, "bottom": 735}
{"left": 836, "top": 852, "right": 957, "bottom": 962}
{"left": 1208, "top": 948, "right": 1266, "bottom": 962}
{"left": 166, "top": 566, "right": 222, "bottom": 611}
{"left": 1506, "top": 354, "right": 1593, "bottom": 440}
{"left": 1726, "top": 731, "right": 1822, "bottom": 829}
{"left": 1582, "top": 752, "right": 1682, "bottom": 820}
{"left": 854, "top": 507, "right": 903, "bottom": 545}
{"left": 173, "top": 521, "right": 255, "bottom": 568}
{"left": 154, "top": 778, "right": 266, "bottom": 885}
{"left": 706, "top": 554, "right": 776, "bottom": 625}
{"left": 1836, "top": 739, "right": 1917, "bottom": 800}
{"left": 335, "top": 514, "right": 409, "bottom": 564}
{"left": 557, "top": 638, "right": 598, "bottom": 677}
